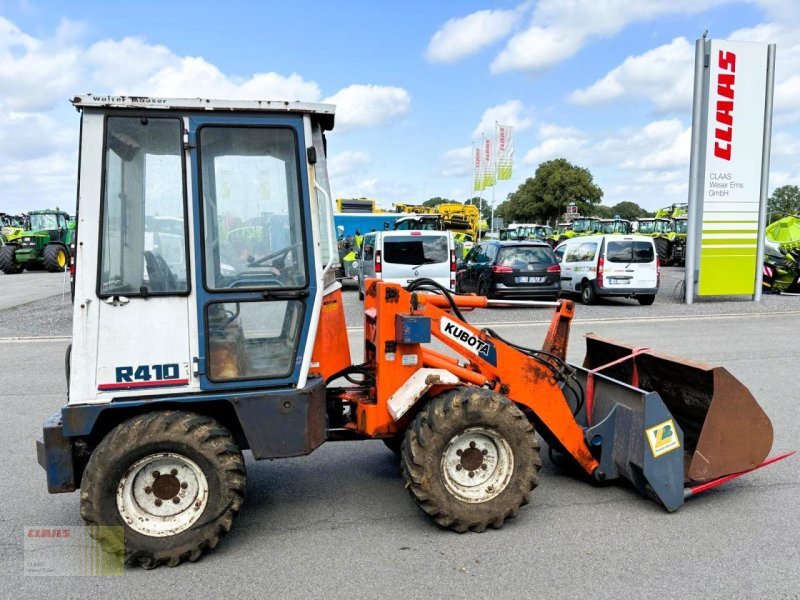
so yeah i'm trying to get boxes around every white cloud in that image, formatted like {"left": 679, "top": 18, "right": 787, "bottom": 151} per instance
{"left": 569, "top": 38, "right": 694, "bottom": 112}
{"left": 426, "top": 7, "right": 523, "bottom": 63}
{"left": 523, "top": 123, "right": 589, "bottom": 165}
{"left": 520, "top": 119, "right": 692, "bottom": 209}
{"left": 0, "top": 17, "right": 414, "bottom": 212}
{"left": 492, "top": 25, "right": 584, "bottom": 74}
{"left": 0, "top": 17, "right": 82, "bottom": 111}
{"left": 328, "top": 151, "right": 371, "bottom": 179}
{"left": 491, "top": 0, "right": 732, "bottom": 74}
{"left": 596, "top": 119, "right": 691, "bottom": 170}
{"left": 440, "top": 146, "right": 473, "bottom": 178}
{"left": 472, "top": 100, "right": 534, "bottom": 137}
{"left": 323, "top": 85, "right": 411, "bottom": 131}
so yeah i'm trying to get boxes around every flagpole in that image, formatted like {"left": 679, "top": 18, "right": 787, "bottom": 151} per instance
{"left": 478, "top": 134, "right": 485, "bottom": 239}
{"left": 492, "top": 122, "right": 498, "bottom": 233}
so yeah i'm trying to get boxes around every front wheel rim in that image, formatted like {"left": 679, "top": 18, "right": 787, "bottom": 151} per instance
{"left": 441, "top": 427, "right": 514, "bottom": 503}
{"left": 117, "top": 452, "right": 209, "bottom": 537}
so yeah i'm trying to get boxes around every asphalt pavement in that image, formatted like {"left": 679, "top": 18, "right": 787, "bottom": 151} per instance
{"left": 0, "top": 270, "right": 798, "bottom": 598}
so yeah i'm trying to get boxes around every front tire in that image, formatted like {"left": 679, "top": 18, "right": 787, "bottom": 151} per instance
{"left": 581, "top": 282, "right": 597, "bottom": 305}
{"left": 80, "top": 411, "right": 246, "bottom": 569}
{"left": 43, "top": 244, "right": 68, "bottom": 272}
{"left": 401, "top": 387, "right": 540, "bottom": 533}
{"left": 477, "top": 278, "right": 491, "bottom": 299}
{"left": 0, "top": 245, "right": 22, "bottom": 274}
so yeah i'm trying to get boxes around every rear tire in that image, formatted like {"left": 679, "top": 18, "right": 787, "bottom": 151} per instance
{"left": 80, "top": 411, "right": 246, "bottom": 569}
{"left": 43, "top": 244, "right": 67, "bottom": 272}
{"left": 581, "top": 282, "right": 596, "bottom": 305}
{"left": 477, "top": 278, "right": 490, "bottom": 299}
{"left": 401, "top": 387, "right": 541, "bottom": 533}
{"left": 637, "top": 294, "right": 656, "bottom": 306}
{"left": 0, "top": 245, "right": 22, "bottom": 274}
{"left": 654, "top": 238, "right": 670, "bottom": 263}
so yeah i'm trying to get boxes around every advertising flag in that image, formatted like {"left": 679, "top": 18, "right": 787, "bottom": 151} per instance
{"left": 483, "top": 137, "right": 495, "bottom": 188}
{"left": 497, "top": 125, "right": 514, "bottom": 180}
{"left": 472, "top": 145, "right": 484, "bottom": 192}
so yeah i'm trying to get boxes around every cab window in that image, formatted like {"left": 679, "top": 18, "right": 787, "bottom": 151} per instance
{"left": 565, "top": 241, "right": 598, "bottom": 263}
{"left": 99, "top": 117, "right": 188, "bottom": 296}
{"left": 362, "top": 235, "right": 375, "bottom": 261}
{"left": 199, "top": 126, "right": 306, "bottom": 290}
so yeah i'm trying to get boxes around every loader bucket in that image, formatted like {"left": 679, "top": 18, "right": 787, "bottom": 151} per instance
{"left": 582, "top": 334, "right": 773, "bottom": 484}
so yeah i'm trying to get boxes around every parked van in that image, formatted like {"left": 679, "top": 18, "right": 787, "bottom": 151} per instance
{"left": 356, "top": 230, "right": 457, "bottom": 299}
{"left": 554, "top": 234, "right": 659, "bottom": 305}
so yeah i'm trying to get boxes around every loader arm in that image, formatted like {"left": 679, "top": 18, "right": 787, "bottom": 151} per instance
{"left": 363, "top": 282, "right": 600, "bottom": 476}
{"left": 416, "top": 293, "right": 599, "bottom": 476}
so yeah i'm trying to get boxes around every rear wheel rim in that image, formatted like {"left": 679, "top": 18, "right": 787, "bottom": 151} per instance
{"left": 441, "top": 427, "right": 514, "bottom": 503}
{"left": 57, "top": 249, "right": 66, "bottom": 268}
{"left": 117, "top": 452, "right": 209, "bottom": 537}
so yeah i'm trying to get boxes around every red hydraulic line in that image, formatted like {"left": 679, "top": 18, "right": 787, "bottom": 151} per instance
{"left": 684, "top": 450, "right": 795, "bottom": 498}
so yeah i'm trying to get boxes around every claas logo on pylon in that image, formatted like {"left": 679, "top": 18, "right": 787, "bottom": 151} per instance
{"left": 645, "top": 419, "right": 681, "bottom": 458}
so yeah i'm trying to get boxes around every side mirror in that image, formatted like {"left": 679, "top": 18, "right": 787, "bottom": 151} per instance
{"left": 456, "top": 259, "right": 464, "bottom": 270}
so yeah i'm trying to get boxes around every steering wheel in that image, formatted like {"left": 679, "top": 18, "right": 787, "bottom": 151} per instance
{"left": 247, "top": 243, "right": 302, "bottom": 269}
{"left": 144, "top": 251, "right": 172, "bottom": 292}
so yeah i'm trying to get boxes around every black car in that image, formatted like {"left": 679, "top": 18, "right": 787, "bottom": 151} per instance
{"left": 456, "top": 241, "right": 561, "bottom": 299}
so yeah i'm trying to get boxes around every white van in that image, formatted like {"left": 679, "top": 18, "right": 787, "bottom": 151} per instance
{"left": 554, "top": 234, "right": 659, "bottom": 305}
{"left": 356, "top": 230, "right": 457, "bottom": 299}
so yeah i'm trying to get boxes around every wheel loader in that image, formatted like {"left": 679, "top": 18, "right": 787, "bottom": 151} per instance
{"left": 37, "top": 96, "right": 791, "bottom": 569}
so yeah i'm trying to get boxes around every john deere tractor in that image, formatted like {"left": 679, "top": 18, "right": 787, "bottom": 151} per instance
{"left": 0, "top": 209, "right": 74, "bottom": 274}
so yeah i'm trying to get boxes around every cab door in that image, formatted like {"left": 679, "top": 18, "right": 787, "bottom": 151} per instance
{"left": 94, "top": 116, "right": 193, "bottom": 396}
{"left": 188, "top": 116, "right": 317, "bottom": 390}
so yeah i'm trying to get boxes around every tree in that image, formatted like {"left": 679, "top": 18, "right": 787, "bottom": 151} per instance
{"left": 768, "top": 185, "right": 800, "bottom": 222}
{"left": 464, "top": 196, "right": 492, "bottom": 221}
{"left": 423, "top": 197, "right": 451, "bottom": 208}
{"left": 505, "top": 158, "right": 603, "bottom": 225}
{"left": 609, "top": 201, "right": 650, "bottom": 220}
{"left": 594, "top": 205, "right": 613, "bottom": 219}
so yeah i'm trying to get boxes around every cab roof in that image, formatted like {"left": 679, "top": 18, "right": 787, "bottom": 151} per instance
{"left": 71, "top": 95, "right": 336, "bottom": 130}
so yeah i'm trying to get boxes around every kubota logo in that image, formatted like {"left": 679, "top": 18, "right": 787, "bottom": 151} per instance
{"left": 440, "top": 317, "right": 491, "bottom": 357}
{"left": 645, "top": 419, "right": 681, "bottom": 458}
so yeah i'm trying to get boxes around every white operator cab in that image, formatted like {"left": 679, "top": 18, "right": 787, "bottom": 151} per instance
{"left": 68, "top": 96, "right": 338, "bottom": 407}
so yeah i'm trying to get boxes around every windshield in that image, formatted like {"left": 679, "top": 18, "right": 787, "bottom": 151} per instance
{"left": 638, "top": 221, "right": 657, "bottom": 234}
{"left": 383, "top": 235, "right": 448, "bottom": 265}
{"left": 200, "top": 126, "right": 306, "bottom": 290}
{"left": 606, "top": 241, "right": 655, "bottom": 263}
{"left": 572, "top": 218, "right": 596, "bottom": 233}
{"left": 675, "top": 220, "right": 688, "bottom": 234}
{"left": 498, "top": 246, "right": 556, "bottom": 268}
{"left": 29, "top": 214, "right": 59, "bottom": 230}
{"left": 394, "top": 218, "right": 439, "bottom": 231}
{"left": 600, "top": 221, "right": 630, "bottom": 234}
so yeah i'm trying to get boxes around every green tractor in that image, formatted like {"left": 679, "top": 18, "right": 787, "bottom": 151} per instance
{"left": 0, "top": 209, "right": 74, "bottom": 274}
{"left": 649, "top": 204, "right": 689, "bottom": 265}
{"left": 1, "top": 213, "right": 28, "bottom": 246}
{"left": 551, "top": 217, "right": 599, "bottom": 245}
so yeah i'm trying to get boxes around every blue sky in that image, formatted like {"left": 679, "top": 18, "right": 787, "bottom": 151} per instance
{"left": 1, "top": 0, "right": 798, "bottom": 215}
